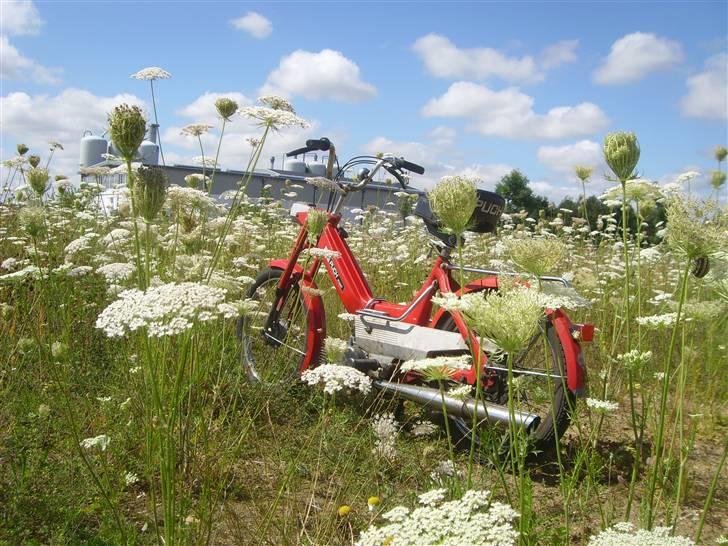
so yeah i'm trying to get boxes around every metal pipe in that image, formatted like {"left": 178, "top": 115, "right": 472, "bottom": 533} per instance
{"left": 372, "top": 379, "right": 540, "bottom": 432}
{"left": 356, "top": 283, "right": 436, "bottom": 322}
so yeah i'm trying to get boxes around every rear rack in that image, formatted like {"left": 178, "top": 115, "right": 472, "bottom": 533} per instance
{"left": 444, "top": 264, "right": 571, "bottom": 288}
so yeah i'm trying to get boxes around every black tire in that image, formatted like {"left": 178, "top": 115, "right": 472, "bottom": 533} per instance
{"left": 236, "top": 268, "right": 310, "bottom": 384}
{"left": 436, "top": 314, "right": 574, "bottom": 457}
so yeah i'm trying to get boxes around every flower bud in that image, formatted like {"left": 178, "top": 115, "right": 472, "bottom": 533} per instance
{"left": 428, "top": 175, "right": 478, "bottom": 237}
{"left": 574, "top": 165, "right": 593, "bottom": 183}
{"left": 603, "top": 132, "right": 640, "bottom": 183}
{"left": 19, "top": 205, "right": 47, "bottom": 238}
{"left": 306, "top": 209, "right": 329, "bottom": 244}
{"left": 133, "top": 166, "right": 168, "bottom": 222}
{"left": 51, "top": 341, "right": 69, "bottom": 360}
{"left": 715, "top": 145, "right": 727, "bottom": 163}
{"left": 215, "top": 97, "right": 239, "bottom": 121}
{"left": 28, "top": 155, "right": 41, "bottom": 168}
{"left": 17, "top": 143, "right": 29, "bottom": 156}
{"left": 108, "top": 104, "right": 147, "bottom": 162}
{"left": 710, "top": 170, "right": 726, "bottom": 190}
{"left": 27, "top": 167, "right": 50, "bottom": 197}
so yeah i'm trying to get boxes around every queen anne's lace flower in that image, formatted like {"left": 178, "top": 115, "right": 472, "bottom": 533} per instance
{"left": 96, "top": 263, "right": 135, "bottom": 283}
{"left": 371, "top": 413, "right": 399, "bottom": 459}
{"left": 239, "top": 106, "right": 310, "bottom": 131}
{"left": 587, "top": 522, "right": 694, "bottom": 545}
{"left": 400, "top": 355, "right": 471, "bottom": 374}
{"left": 585, "top": 398, "right": 619, "bottom": 414}
{"left": 130, "top": 67, "right": 171, "bottom": 80}
{"left": 301, "top": 364, "right": 372, "bottom": 395}
{"left": 95, "top": 282, "right": 228, "bottom": 338}
{"left": 80, "top": 434, "right": 110, "bottom": 451}
{"left": 180, "top": 124, "right": 214, "bottom": 137}
{"left": 356, "top": 489, "right": 518, "bottom": 546}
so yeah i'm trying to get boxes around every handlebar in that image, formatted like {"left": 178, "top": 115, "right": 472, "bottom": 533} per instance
{"left": 286, "top": 137, "right": 331, "bottom": 157}
{"left": 393, "top": 157, "right": 425, "bottom": 175}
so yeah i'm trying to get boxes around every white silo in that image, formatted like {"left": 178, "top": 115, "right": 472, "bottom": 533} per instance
{"left": 79, "top": 131, "right": 108, "bottom": 167}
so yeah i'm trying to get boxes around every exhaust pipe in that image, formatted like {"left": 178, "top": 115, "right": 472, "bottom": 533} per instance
{"left": 372, "top": 380, "right": 540, "bottom": 433}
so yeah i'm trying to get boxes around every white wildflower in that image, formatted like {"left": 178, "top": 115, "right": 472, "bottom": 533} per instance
{"left": 124, "top": 472, "right": 139, "bottom": 486}
{"left": 372, "top": 413, "right": 399, "bottom": 460}
{"left": 585, "top": 398, "right": 618, "bottom": 414}
{"left": 356, "top": 489, "right": 518, "bottom": 546}
{"left": 80, "top": 434, "right": 110, "bottom": 451}
{"left": 636, "top": 312, "right": 677, "bottom": 328}
{"left": 587, "top": 522, "right": 695, "bottom": 545}
{"left": 400, "top": 355, "right": 471, "bottom": 374}
{"left": 411, "top": 419, "right": 438, "bottom": 437}
{"left": 96, "top": 263, "right": 135, "bottom": 283}
{"left": 239, "top": 106, "right": 310, "bottom": 130}
{"left": 131, "top": 67, "right": 171, "bottom": 80}
{"left": 300, "top": 364, "right": 372, "bottom": 395}
{"left": 305, "top": 248, "right": 341, "bottom": 260}
{"left": 306, "top": 176, "right": 343, "bottom": 194}
{"left": 616, "top": 349, "right": 652, "bottom": 371}
{"left": 180, "top": 124, "right": 214, "bottom": 137}
{"left": 95, "top": 282, "right": 228, "bottom": 338}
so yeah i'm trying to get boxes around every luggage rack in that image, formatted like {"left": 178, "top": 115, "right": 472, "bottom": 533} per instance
{"left": 444, "top": 264, "right": 572, "bottom": 288}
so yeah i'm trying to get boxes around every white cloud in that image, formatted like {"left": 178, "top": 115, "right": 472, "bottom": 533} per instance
{"left": 362, "top": 135, "right": 511, "bottom": 189}
{"left": 412, "top": 34, "right": 578, "bottom": 83}
{"left": 537, "top": 140, "right": 602, "bottom": 174}
{"left": 681, "top": 53, "right": 727, "bottom": 120}
{"left": 176, "top": 91, "right": 253, "bottom": 124}
{"left": 427, "top": 126, "right": 457, "bottom": 146}
{"left": 539, "top": 40, "right": 579, "bottom": 70}
{"left": 1, "top": 0, "right": 43, "bottom": 36}
{"left": 594, "top": 32, "right": 683, "bottom": 85}
{"left": 0, "top": 88, "right": 146, "bottom": 179}
{"left": 422, "top": 81, "right": 609, "bottom": 140}
{"left": 230, "top": 12, "right": 272, "bottom": 39}
{"left": 260, "top": 49, "right": 376, "bottom": 102}
{"left": 0, "top": 35, "right": 61, "bottom": 84}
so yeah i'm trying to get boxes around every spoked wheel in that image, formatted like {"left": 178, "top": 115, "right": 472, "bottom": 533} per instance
{"left": 436, "top": 314, "right": 574, "bottom": 457}
{"left": 236, "top": 268, "right": 310, "bottom": 384}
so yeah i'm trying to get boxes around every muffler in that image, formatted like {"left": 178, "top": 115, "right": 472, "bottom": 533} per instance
{"left": 372, "top": 380, "right": 540, "bottom": 433}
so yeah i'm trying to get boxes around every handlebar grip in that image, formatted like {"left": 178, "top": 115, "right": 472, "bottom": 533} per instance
{"left": 286, "top": 146, "right": 310, "bottom": 157}
{"left": 305, "top": 138, "right": 331, "bottom": 151}
{"left": 399, "top": 159, "right": 425, "bottom": 175}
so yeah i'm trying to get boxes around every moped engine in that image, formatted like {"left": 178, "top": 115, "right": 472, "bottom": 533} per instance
{"left": 353, "top": 314, "right": 468, "bottom": 363}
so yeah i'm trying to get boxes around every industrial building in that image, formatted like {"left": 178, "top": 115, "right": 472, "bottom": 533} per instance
{"left": 78, "top": 125, "right": 420, "bottom": 213}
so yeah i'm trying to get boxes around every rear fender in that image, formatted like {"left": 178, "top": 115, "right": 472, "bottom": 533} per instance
{"left": 269, "top": 259, "right": 325, "bottom": 373}
{"left": 431, "top": 275, "right": 586, "bottom": 395}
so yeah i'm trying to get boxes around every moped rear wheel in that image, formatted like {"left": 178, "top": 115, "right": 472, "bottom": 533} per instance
{"left": 236, "top": 268, "right": 309, "bottom": 384}
{"left": 436, "top": 314, "right": 575, "bottom": 457}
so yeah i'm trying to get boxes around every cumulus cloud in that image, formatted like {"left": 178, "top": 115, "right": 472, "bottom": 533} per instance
{"left": 412, "top": 34, "right": 578, "bottom": 83}
{"left": 362, "top": 135, "right": 511, "bottom": 189}
{"left": 260, "top": 49, "right": 377, "bottom": 102}
{"left": 681, "top": 53, "right": 727, "bottom": 120}
{"left": 1, "top": 88, "right": 146, "bottom": 179}
{"left": 422, "top": 81, "right": 609, "bottom": 140}
{"left": 176, "top": 91, "right": 253, "bottom": 124}
{"left": 1, "top": 35, "right": 61, "bottom": 84}
{"left": 1, "top": 0, "right": 43, "bottom": 36}
{"left": 594, "top": 32, "right": 683, "bottom": 85}
{"left": 537, "top": 140, "right": 602, "bottom": 175}
{"left": 229, "top": 12, "right": 272, "bottom": 39}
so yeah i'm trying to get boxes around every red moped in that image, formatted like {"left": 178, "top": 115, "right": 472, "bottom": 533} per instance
{"left": 237, "top": 138, "right": 593, "bottom": 453}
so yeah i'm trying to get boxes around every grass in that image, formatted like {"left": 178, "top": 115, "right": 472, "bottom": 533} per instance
{"left": 1, "top": 109, "right": 727, "bottom": 545}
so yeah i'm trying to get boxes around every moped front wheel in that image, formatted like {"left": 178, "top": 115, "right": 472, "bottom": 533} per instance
{"left": 236, "top": 268, "right": 310, "bottom": 384}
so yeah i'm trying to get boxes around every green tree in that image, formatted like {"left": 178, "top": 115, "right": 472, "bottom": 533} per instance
{"left": 495, "top": 169, "right": 549, "bottom": 217}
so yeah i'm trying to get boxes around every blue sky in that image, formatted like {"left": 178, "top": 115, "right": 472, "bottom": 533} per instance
{"left": 1, "top": 0, "right": 726, "bottom": 200}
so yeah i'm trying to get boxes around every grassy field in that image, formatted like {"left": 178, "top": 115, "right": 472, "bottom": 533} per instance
{"left": 1, "top": 101, "right": 727, "bottom": 545}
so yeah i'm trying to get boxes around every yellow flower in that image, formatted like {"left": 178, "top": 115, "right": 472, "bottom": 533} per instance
{"left": 337, "top": 505, "right": 351, "bottom": 517}
{"left": 367, "top": 496, "right": 381, "bottom": 512}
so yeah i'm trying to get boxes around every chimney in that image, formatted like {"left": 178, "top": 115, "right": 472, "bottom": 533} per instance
{"left": 149, "top": 124, "right": 159, "bottom": 144}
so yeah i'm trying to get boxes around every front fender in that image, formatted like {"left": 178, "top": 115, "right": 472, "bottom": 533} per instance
{"left": 431, "top": 275, "right": 586, "bottom": 395}
{"left": 270, "top": 259, "right": 325, "bottom": 372}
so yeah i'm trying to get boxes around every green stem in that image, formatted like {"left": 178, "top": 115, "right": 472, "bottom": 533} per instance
{"left": 126, "top": 160, "right": 146, "bottom": 290}
{"left": 694, "top": 433, "right": 728, "bottom": 543}
{"left": 645, "top": 258, "right": 691, "bottom": 528}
